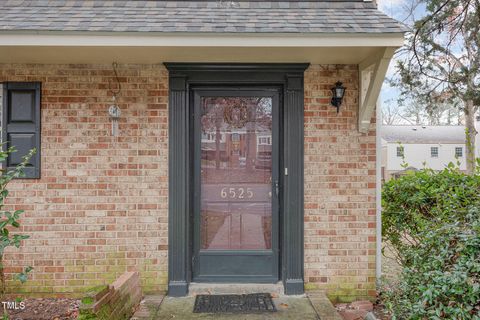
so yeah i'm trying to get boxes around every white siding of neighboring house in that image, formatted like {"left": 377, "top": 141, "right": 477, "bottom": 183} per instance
{"left": 386, "top": 143, "right": 467, "bottom": 171}
{"left": 382, "top": 118, "right": 480, "bottom": 180}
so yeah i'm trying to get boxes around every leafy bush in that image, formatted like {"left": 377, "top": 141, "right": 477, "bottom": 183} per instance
{"left": 382, "top": 165, "right": 480, "bottom": 319}
{"left": 0, "top": 145, "right": 35, "bottom": 295}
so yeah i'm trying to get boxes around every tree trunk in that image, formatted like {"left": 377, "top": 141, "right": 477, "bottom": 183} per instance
{"left": 415, "top": 113, "right": 421, "bottom": 125}
{"left": 245, "top": 105, "right": 256, "bottom": 173}
{"left": 215, "top": 126, "right": 221, "bottom": 169}
{"left": 464, "top": 99, "right": 477, "bottom": 175}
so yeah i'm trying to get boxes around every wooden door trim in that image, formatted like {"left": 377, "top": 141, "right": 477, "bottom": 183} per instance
{"left": 164, "top": 63, "right": 309, "bottom": 296}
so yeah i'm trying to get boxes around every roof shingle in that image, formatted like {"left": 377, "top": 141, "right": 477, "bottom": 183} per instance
{"left": 0, "top": 0, "right": 408, "bottom": 34}
{"left": 381, "top": 126, "right": 466, "bottom": 144}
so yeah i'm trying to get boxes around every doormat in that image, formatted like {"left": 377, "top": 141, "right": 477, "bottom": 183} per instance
{"left": 193, "top": 293, "right": 277, "bottom": 313}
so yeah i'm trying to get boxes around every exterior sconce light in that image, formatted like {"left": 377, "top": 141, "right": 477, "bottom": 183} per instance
{"left": 331, "top": 81, "right": 346, "bottom": 113}
{"left": 108, "top": 100, "right": 121, "bottom": 137}
{"left": 108, "top": 62, "right": 122, "bottom": 137}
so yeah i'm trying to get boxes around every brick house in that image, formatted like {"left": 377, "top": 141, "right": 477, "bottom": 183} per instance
{"left": 0, "top": 0, "right": 406, "bottom": 300}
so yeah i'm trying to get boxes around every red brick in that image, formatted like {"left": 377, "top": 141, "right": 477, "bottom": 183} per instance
{"left": 304, "top": 65, "right": 376, "bottom": 300}
{"left": 1, "top": 63, "right": 375, "bottom": 301}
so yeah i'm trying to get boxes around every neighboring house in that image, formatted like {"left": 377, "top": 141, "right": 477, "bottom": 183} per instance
{"left": 381, "top": 119, "right": 480, "bottom": 181}
{"left": 200, "top": 118, "right": 272, "bottom": 169}
{"left": 0, "top": 1, "right": 406, "bottom": 300}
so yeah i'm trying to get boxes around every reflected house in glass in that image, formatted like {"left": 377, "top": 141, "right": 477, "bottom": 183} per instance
{"left": 200, "top": 96, "right": 274, "bottom": 252}
{"left": 0, "top": 0, "right": 406, "bottom": 300}
{"left": 201, "top": 97, "right": 272, "bottom": 170}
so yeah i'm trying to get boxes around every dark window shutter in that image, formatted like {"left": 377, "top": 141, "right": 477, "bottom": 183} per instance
{"left": 2, "top": 82, "right": 41, "bottom": 179}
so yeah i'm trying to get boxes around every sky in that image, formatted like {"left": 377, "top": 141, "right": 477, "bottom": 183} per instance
{"left": 377, "top": 0, "right": 410, "bottom": 107}
{"left": 376, "top": 0, "right": 473, "bottom": 126}
{"left": 377, "top": 0, "right": 425, "bottom": 117}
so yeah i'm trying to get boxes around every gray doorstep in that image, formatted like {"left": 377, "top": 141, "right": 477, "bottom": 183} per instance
{"left": 131, "top": 290, "right": 343, "bottom": 320}
{"left": 188, "top": 282, "right": 285, "bottom": 296}
{"left": 155, "top": 295, "right": 319, "bottom": 320}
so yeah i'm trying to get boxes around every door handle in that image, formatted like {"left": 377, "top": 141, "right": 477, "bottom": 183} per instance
{"left": 274, "top": 180, "right": 279, "bottom": 197}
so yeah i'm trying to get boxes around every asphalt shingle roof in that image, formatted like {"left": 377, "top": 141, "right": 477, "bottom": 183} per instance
{"left": 381, "top": 126, "right": 466, "bottom": 144}
{"left": 0, "top": 0, "right": 408, "bottom": 34}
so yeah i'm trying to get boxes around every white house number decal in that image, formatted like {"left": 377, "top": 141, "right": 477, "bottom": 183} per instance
{"left": 220, "top": 187, "right": 254, "bottom": 199}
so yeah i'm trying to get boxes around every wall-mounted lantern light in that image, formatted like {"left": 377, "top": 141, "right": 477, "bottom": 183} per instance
{"left": 331, "top": 81, "right": 346, "bottom": 113}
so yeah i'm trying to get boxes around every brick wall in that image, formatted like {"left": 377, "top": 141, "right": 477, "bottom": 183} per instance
{"left": 0, "top": 63, "right": 376, "bottom": 300}
{"left": 304, "top": 64, "right": 377, "bottom": 301}
{"left": 0, "top": 64, "right": 169, "bottom": 294}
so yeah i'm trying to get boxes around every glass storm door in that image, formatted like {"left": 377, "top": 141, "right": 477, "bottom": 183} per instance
{"left": 192, "top": 88, "right": 280, "bottom": 282}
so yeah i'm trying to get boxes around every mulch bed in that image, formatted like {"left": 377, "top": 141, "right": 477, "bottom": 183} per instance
{"left": 5, "top": 298, "right": 79, "bottom": 320}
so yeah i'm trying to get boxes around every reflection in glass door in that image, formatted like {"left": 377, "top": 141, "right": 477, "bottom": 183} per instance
{"left": 200, "top": 97, "right": 273, "bottom": 250}
{"left": 193, "top": 89, "right": 280, "bottom": 282}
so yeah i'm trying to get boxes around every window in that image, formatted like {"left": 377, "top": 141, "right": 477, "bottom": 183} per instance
{"left": 396, "top": 146, "right": 404, "bottom": 157}
{"left": 455, "top": 147, "right": 463, "bottom": 157}
{"left": 202, "top": 133, "right": 224, "bottom": 142}
{"left": 431, "top": 147, "right": 438, "bottom": 158}
{"left": 2, "top": 82, "right": 41, "bottom": 178}
{"left": 258, "top": 136, "right": 271, "bottom": 145}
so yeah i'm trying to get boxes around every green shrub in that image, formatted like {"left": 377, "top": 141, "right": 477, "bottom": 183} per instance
{"left": 382, "top": 164, "right": 480, "bottom": 265}
{"left": 382, "top": 165, "right": 480, "bottom": 319}
{"left": 0, "top": 145, "right": 35, "bottom": 295}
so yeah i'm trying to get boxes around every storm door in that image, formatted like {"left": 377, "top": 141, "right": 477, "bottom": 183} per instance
{"left": 192, "top": 88, "right": 280, "bottom": 282}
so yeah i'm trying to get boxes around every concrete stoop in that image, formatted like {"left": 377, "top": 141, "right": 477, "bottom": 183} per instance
{"left": 130, "top": 290, "right": 342, "bottom": 320}
{"left": 131, "top": 295, "right": 164, "bottom": 320}
{"left": 307, "top": 291, "right": 344, "bottom": 320}
{"left": 188, "top": 282, "right": 285, "bottom": 296}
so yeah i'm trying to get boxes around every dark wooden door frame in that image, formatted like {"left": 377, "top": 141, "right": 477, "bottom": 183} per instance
{"left": 164, "top": 63, "right": 309, "bottom": 297}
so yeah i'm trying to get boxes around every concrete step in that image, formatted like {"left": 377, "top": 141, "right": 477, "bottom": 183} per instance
{"left": 307, "top": 291, "right": 344, "bottom": 320}
{"left": 188, "top": 282, "right": 285, "bottom": 296}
